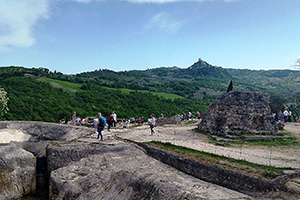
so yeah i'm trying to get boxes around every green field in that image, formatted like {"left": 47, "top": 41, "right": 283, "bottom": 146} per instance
{"left": 38, "top": 78, "right": 82, "bottom": 93}
{"left": 38, "top": 78, "right": 185, "bottom": 100}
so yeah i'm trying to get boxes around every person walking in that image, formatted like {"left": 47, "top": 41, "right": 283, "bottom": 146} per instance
{"left": 149, "top": 113, "right": 156, "bottom": 135}
{"left": 288, "top": 110, "right": 292, "bottom": 123}
{"left": 72, "top": 111, "right": 76, "bottom": 125}
{"left": 93, "top": 115, "right": 98, "bottom": 128}
{"left": 96, "top": 113, "right": 106, "bottom": 141}
{"left": 283, "top": 110, "right": 289, "bottom": 122}
{"left": 106, "top": 113, "right": 114, "bottom": 132}
{"left": 112, "top": 111, "right": 117, "bottom": 127}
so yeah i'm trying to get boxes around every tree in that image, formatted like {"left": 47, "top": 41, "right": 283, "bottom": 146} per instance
{"left": 0, "top": 87, "right": 9, "bottom": 118}
{"left": 227, "top": 80, "right": 233, "bottom": 93}
{"left": 295, "top": 57, "right": 300, "bottom": 68}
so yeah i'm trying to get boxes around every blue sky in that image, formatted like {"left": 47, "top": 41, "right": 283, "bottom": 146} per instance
{"left": 0, "top": 0, "right": 300, "bottom": 74}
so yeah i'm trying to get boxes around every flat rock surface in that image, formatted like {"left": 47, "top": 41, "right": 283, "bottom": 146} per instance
{"left": 50, "top": 142, "right": 250, "bottom": 200}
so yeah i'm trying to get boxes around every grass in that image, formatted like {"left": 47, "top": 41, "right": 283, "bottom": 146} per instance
{"left": 128, "top": 124, "right": 143, "bottom": 128}
{"left": 146, "top": 141, "right": 294, "bottom": 180}
{"left": 183, "top": 121, "right": 198, "bottom": 125}
{"left": 38, "top": 78, "right": 82, "bottom": 93}
{"left": 51, "top": 141, "right": 61, "bottom": 147}
{"left": 38, "top": 78, "right": 185, "bottom": 100}
{"left": 103, "top": 87, "right": 185, "bottom": 100}
{"left": 89, "top": 142, "right": 102, "bottom": 147}
{"left": 193, "top": 128, "right": 300, "bottom": 147}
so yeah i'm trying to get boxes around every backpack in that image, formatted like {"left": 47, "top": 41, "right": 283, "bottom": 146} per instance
{"left": 98, "top": 117, "right": 106, "bottom": 128}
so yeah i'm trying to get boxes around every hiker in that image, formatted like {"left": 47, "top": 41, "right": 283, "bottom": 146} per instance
{"left": 288, "top": 110, "right": 292, "bottom": 123}
{"left": 196, "top": 111, "right": 200, "bottom": 119}
{"left": 72, "top": 111, "right": 76, "bottom": 125}
{"left": 283, "top": 110, "right": 289, "bottom": 122}
{"left": 112, "top": 111, "right": 117, "bottom": 127}
{"left": 122, "top": 119, "right": 127, "bottom": 128}
{"left": 137, "top": 117, "right": 141, "bottom": 125}
{"left": 96, "top": 113, "right": 106, "bottom": 141}
{"left": 141, "top": 116, "right": 144, "bottom": 124}
{"left": 106, "top": 112, "right": 114, "bottom": 132}
{"left": 93, "top": 115, "right": 98, "bottom": 128}
{"left": 149, "top": 113, "right": 156, "bottom": 135}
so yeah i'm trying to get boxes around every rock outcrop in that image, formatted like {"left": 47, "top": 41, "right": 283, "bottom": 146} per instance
{"left": 0, "top": 143, "right": 36, "bottom": 199}
{"left": 0, "top": 121, "right": 94, "bottom": 200}
{"left": 0, "top": 121, "right": 94, "bottom": 143}
{"left": 198, "top": 90, "right": 279, "bottom": 137}
{"left": 48, "top": 142, "right": 248, "bottom": 200}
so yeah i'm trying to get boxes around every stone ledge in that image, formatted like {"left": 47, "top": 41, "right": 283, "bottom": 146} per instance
{"left": 125, "top": 139, "right": 300, "bottom": 197}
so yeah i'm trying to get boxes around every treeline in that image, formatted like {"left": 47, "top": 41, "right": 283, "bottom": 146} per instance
{"left": 0, "top": 76, "right": 207, "bottom": 122}
{"left": 1, "top": 61, "right": 300, "bottom": 122}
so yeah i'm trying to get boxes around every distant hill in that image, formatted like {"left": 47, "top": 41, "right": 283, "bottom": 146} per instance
{"left": 1, "top": 59, "right": 300, "bottom": 122}
{"left": 76, "top": 59, "right": 232, "bottom": 99}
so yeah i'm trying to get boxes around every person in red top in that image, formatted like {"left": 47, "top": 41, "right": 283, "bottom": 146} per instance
{"left": 137, "top": 117, "right": 142, "bottom": 125}
{"left": 106, "top": 112, "right": 114, "bottom": 132}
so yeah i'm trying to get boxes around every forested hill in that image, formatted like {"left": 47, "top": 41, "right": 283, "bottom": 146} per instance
{"left": 76, "top": 58, "right": 232, "bottom": 98}
{"left": 78, "top": 58, "right": 231, "bottom": 80}
{"left": 0, "top": 59, "right": 300, "bottom": 122}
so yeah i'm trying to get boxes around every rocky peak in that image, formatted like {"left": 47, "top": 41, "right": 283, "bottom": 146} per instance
{"left": 188, "top": 58, "right": 214, "bottom": 69}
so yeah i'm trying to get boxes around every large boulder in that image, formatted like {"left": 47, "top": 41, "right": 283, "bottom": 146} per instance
{"left": 198, "top": 90, "right": 279, "bottom": 137}
{"left": 0, "top": 143, "right": 36, "bottom": 199}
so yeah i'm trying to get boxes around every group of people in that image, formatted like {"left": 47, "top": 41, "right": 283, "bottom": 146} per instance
{"left": 277, "top": 110, "right": 293, "bottom": 123}
{"left": 180, "top": 111, "right": 201, "bottom": 121}
{"left": 93, "top": 111, "right": 117, "bottom": 140}
{"left": 129, "top": 116, "right": 145, "bottom": 124}
{"left": 93, "top": 112, "right": 156, "bottom": 140}
{"left": 66, "top": 110, "right": 202, "bottom": 141}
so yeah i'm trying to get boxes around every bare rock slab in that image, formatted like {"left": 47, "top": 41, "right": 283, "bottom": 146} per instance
{"left": 49, "top": 142, "right": 249, "bottom": 200}
{"left": 0, "top": 143, "right": 36, "bottom": 199}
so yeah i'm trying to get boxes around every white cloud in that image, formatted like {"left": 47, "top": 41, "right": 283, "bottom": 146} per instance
{"left": 0, "top": 0, "right": 239, "bottom": 51}
{"left": 0, "top": 0, "right": 52, "bottom": 51}
{"left": 144, "top": 13, "right": 185, "bottom": 34}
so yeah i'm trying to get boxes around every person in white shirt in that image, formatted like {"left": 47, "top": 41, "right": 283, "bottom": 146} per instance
{"left": 283, "top": 110, "right": 289, "bottom": 122}
{"left": 93, "top": 115, "right": 99, "bottom": 128}
{"left": 112, "top": 111, "right": 117, "bottom": 127}
{"left": 149, "top": 113, "right": 156, "bottom": 135}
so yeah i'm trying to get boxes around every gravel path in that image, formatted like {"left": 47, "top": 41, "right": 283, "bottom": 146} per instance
{"left": 96, "top": 123, "right": 300, "bottom": 169}
{"left": 75, "top": 122, "right": 300, "bottom": 199}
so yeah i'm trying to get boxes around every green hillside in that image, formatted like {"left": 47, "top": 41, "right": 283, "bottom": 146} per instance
{"left": 0, "top": 68, "right": 207, "bottom": 122}
{"left": 0, "top": 59, "right": 300, "bottom": 122}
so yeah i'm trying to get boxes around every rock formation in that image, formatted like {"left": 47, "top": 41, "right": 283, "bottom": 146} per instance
{"left": 0, "top": 121, "right": 94, "bottom": 200}
{"left": 0, "top": 121, "right": 94, "bottom": 142}
{"left": 198, "top": 90, "right": 279, "bottom": 137}
{"left": 47, "top": 142, "right": 248, "bottom": 200}
{"left": 0, "top": 143, "right": 36, "bottom": 199}
{"left": 1, "top": 120, "right": 299, "bottom": 200}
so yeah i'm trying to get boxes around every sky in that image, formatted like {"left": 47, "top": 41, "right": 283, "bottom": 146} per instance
{"left": 0, "top": 0, "right": 300, "bottom": 74}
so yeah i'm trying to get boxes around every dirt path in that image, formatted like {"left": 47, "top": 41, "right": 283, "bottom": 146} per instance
{"left": 283, "top": 123, "right": 300, "bottom": 138}
{"left": 80, "top": 123, "right": 300, "bottom": 199}
{"left": 102, "top": 122, "right": 300, "bottom": 169}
